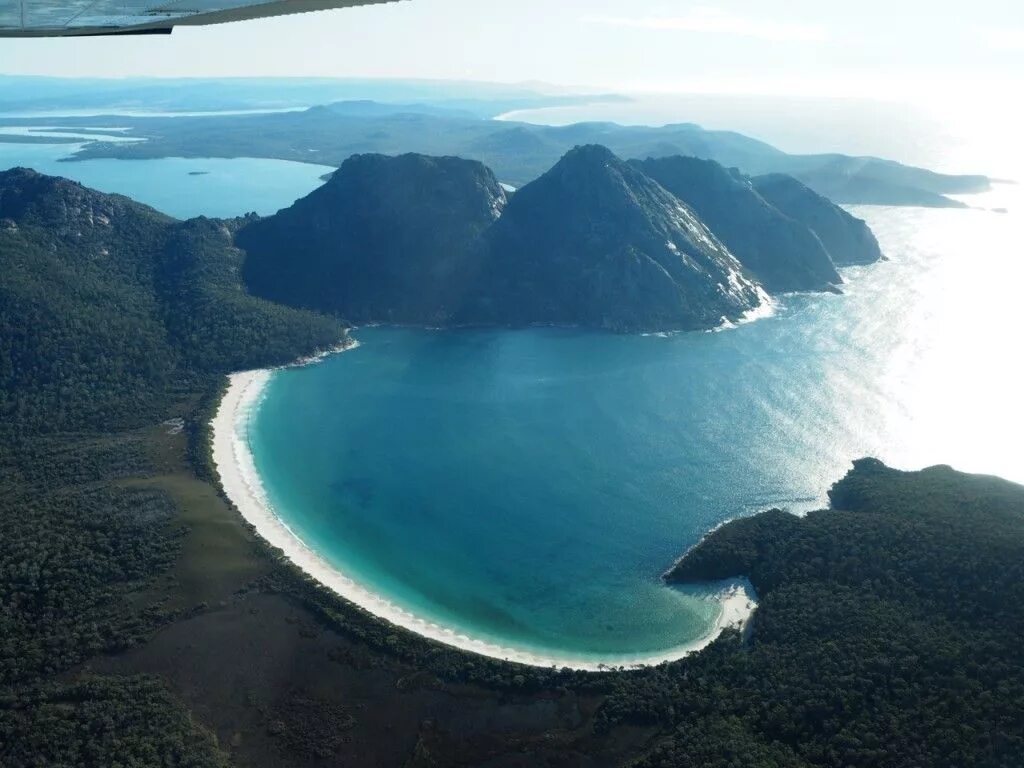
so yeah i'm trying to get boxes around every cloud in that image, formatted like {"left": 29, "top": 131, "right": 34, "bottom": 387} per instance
{"left": 584, "top": 8, "right": 828, "bottom": 43}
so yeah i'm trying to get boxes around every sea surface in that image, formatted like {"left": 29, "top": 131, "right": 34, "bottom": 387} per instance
{"left": 246, "top": 182, "right": 1022, "bottom": 662}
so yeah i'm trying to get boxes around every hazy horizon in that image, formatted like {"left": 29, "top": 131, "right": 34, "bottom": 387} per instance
{"left": 1, "top": 71, "right": 1017, "bottom": 179}
{"left": 2, "top": 1, "right": 1020, "bottom": 98}
{"left": 2, "top": 2, "right": 1021, "bottom": 181}
{"left": 2, "top": 0, "right": 1020, "bottom": 182}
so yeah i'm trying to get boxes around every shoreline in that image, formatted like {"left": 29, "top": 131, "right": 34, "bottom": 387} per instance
{"left": 210, "top": 347, "right": 758, "bottom": 672}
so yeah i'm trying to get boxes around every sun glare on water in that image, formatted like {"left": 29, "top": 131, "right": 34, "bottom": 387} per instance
{"left": 868, "top": 183, "right": 1024, "bottom": 483}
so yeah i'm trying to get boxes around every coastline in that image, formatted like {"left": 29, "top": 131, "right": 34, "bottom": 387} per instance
{"left": 210, "top": 349, "right": 758, "bottom": 672}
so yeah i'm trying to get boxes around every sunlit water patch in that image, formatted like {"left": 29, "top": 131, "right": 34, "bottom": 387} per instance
{"left": 243, "top": 196, "right": 1023, "bottom": 663}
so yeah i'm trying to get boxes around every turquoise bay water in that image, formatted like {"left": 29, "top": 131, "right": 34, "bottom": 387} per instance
{"left": 0, "top": 139, "right": 332, "bottom": 219}
{"left": 248, "top": 188, "right": 1024, "bottom": 661}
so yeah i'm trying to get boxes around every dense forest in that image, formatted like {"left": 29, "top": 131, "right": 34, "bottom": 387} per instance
{"left": 0, "top": 169, "right": 344, "bottom": 438}
{"left": 1, "top": 169, "right": 1023, "bottom": 766}
{"left": 604, "top": 459, "right": 1024, "bottom": 767}
{"left": 0, "top": 169, "right": 344, "bottom": 766}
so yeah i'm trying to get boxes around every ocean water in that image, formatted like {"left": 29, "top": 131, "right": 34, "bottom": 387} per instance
{"left": 0, "top": 138, "right": 332, "bottom": 219}
{"left": 247, "top": 183, "right": 1023, "bottom": 662}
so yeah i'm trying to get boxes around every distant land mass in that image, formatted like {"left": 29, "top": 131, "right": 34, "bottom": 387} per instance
{"left": 0, "top": 98, "right": 986, "bottom": 208}
{"left": 0, "top": 133, "right": 84, "bottom": 144}
{"left": 0, "top": 75, "right": 626, "bottom": 119}
{"left": 240, "top": 146, "right": 881, "bottom": 331}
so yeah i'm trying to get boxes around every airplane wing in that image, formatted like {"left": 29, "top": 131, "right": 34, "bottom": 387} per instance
{"left": 0, "top": 0, "right": 400, "bottom": 37}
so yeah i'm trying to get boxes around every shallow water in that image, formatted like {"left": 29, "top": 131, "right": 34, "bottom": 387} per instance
{"left": 247, "top": 187, "right": 1023, "bottom": 662}
{"left": 0, "top": 138, "right": 332, "bottom": 219}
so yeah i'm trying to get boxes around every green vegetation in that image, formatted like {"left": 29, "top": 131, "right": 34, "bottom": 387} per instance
{"left": 1, "top": 677, "right": 229, "bottom": 767}
{"left": 0, "top": 169, "right": 344, "bottom": 767}
{"left": 0, "top": 170, "right": 343, "bottom": 437}
{"left": 599, "top": 458, "right": 1024, "bottom": 767}
{"left": 0, "top": 425, "right": 234, "bottom": 767}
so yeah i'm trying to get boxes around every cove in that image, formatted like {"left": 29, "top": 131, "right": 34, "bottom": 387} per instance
{"left": 238, "top": 196, "right": 1024, "bottom": 665}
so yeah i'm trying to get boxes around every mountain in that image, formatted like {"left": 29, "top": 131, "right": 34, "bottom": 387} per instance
{"left": 753, "top": 174, "right": 884, "bottom": 266}
{"left": 633, "top": 156, "right": 842, "bottom": 293}
{"left": 238, "top": 153, "right": 508, "bottom": 325}
{"left": 475, "top": 145, "right": 767, "bottom": 331}
{"left": 0, "top": 168, "right": 344, "bottom": 435}
{"left": 238, "top": 147, "right": 770, "bottom": 333}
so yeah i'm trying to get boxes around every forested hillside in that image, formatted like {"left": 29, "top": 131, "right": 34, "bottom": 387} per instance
{"left": 0, "top": 168, "right": 344, "bottom": 766}
{"left": 240, "top": 147, "right": 775, "bottom": 331}
{"left": 239, "top": 153, "right": 508, "bottom": 325}
{"left": 0, "top": 168, "right": 344, "bottom": 438}
{"left": 601, "top": 459, "right": 1024, "bottom": 767}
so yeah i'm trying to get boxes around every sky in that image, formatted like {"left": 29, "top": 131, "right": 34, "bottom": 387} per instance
{"left": 2, "top": 0, "right": 1022, "bottom": 102}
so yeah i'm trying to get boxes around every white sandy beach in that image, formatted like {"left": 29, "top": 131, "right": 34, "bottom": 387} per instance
{"left": 210, "top": 357, "right": 758, "bottom": 672}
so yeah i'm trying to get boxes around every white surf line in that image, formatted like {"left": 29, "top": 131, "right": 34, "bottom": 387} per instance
{"left": 211, "top": 350, "right": 758, "bottom": 672}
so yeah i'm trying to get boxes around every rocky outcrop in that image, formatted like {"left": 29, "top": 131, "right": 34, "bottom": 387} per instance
{"left": 634, "top": 156, "right": 842, "bottom": 293}
{"left": 752, "top": 174, "right": 883, "bottom": 266}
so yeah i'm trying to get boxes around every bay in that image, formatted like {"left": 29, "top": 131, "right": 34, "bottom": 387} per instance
{"left": 247, "top": 187, "right": 1023, "bottom": 662}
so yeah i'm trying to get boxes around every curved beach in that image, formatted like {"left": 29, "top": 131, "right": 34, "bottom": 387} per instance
{"left": 210, "top": 359, "right": 758, "bottom": 672}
